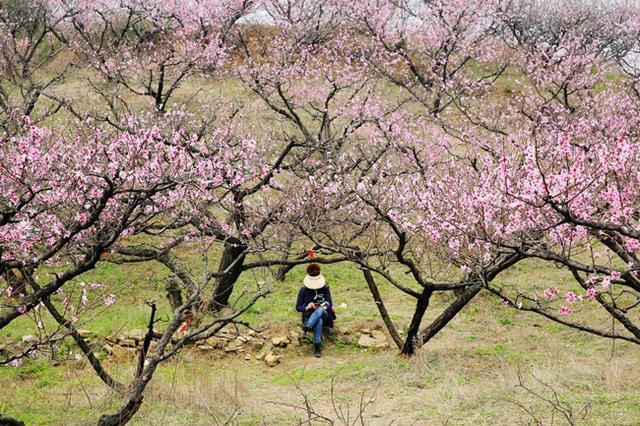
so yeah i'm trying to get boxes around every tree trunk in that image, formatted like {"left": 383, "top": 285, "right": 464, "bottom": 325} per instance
{"left": 97, "top": 393, "right": 145, "bottom": 426}
{"left": 165, "top": 278, "right": 183, "bottom": 311}
{"left": 361, "top": 269, "right": 403, "bottom": 349}
{"left": 275, "top": 263, "right": 293, "bottom": 282}
{"left": 211, "top": 242, "right": 246, "bottom": 309}
{"left": 419, "top": 284, "right": 481, "bottom": 345}
{"left": 98, "top": 304, "right": 159, "bottom": 426}
{"left": 401, "top": 288, "right": 433, "bottom": 355}
{"left": 416, "top": 256, "right": 521, "bottom": 349}
{"left": 274, "top": 237, "right": 295, "bottom": 282}
{"left": 0, "top": 413, "right": 25, "bottom": 426}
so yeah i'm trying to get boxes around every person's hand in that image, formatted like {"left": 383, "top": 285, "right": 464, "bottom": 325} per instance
{"left": 306, "top": 302, "right": 315, "bottom": 310}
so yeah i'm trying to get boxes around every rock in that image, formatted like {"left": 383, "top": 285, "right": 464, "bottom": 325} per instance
{"left": 77, "top": 329, "right": 92, "bottom": 338}
{"left": 335, "top": 326, "right": 349, "bottom": 335}
{"left": 244, "top": 354, "right": 252, "bottom": 361}
{"left": 22, "top": 334, "right": 37, "bottom": 344}
{"left": 247, "top": 329, "right": 257, "bottom": 336}
{"left": 120, "top": 338, "right": 137, "bottom": 348}
{"left": 264, "top": 352, "right": 281, "bottom": 367}
{"left": 371, "top": 330, "right": 387, "bottom": 341}
{"left": 127, "top": 329, "right": 146, "bottom": 341}
{"left": 341, "top": 334, "right": 356, "bottom": 345}
{"left": 339, "top": 303, "right": 347, "bottom": 309}
{"left": 358, "top": 334, "right": 376, "bottom": 348}
{"left": 359, "top": 328, "right": 372, "bottom": 335}
{"left": 271, "top": 336, "right": 290, "bottom": 347}
{"left": 250, "top": 339, "right": 265, "bottom": 350}
{"left": 374, "top": 340, "right": 389, "bottom": 349}
{"left": 237, "top": 335, "right": 252, "bottom": 343}
{"left": 336, "top": 326, "right": 356, "bottom": 339}
{"left": 376, "top": 340, "right": 389, "bottom": 348}
{"left": 217, "top": 321, "right": 237, "bottom": 336}
{"left": 197, "top": 344, "right": 214, "bottom": 351}
{"left": 263, "top": 342, "right": 274, "bottom": 353}
{"left": 255, "top": 351, "right": 267, "bottom": 361}
{"left": 103, "top": 344, "right": 114, "bottom": 354}
{"left": 206, "top": 337, "right": 225, "bottom": 349}
{"left": 357, "top": 334, "right": 388, "bottom": 349}
{"left": 288, "top": 333, "right": 301, "bottom": 347}
{"left": 224, "top": 343, "right": 237, "bottom": 353}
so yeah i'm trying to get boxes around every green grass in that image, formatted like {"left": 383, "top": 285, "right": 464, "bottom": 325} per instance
{"left": 2, "top": 247, "right": 640, "bottom": 424}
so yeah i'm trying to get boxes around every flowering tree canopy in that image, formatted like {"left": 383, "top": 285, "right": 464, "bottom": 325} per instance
{"left": 3, "top": 0, "right": 640, "bottom": 422}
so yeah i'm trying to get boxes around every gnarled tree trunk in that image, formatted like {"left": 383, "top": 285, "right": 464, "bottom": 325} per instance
{"left": 0, "top": 413, "right": 25, "bottom": 426}
{"left": 362, "top": 269, "right": 403, "bottom": 349}
{"left": 419, "top": 284, "right": 481, "bottom": 345}
{"left": 211, "top": 242, "right": 246, "bottom": 309}
{"left": 401, "top": 288, "right": 433, "bottom": 355}
{"left": 165, "top": 278, "right": 183, "bottom": 311}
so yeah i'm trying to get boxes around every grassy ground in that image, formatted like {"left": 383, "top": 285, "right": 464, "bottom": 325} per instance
{"left": 1, "top": 257, "right": 640, "bottom": 425}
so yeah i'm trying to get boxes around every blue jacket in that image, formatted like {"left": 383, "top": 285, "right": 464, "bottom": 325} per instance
{"left": 295, "top": 285, "right": 334, "bottom": 326}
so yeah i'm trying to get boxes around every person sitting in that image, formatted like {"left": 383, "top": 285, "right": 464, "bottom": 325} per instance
{"left": 295, "top": 263, "right": 334, "bottom": 358}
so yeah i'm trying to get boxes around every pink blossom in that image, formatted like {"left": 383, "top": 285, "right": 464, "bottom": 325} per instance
{"left": 16, "top": 305, "right": 27, "bottom": 314}
{"left": 625, "top": 239, "right": 640, "bottom": 252}
{"left": 565, "top": 291, "right": 578, "bottom": 304}
{"left": 1, "top": 0, "right": 640, "bottom": 365}
{"left": 103, "top": 294, "right": 117, "bottom": 306}
{"left": 558, "top": 306, "right": 572, "bottom": 315}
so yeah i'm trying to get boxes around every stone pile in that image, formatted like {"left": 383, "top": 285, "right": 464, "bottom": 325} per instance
{"left": 0, "top": 329, "right": 97, "bottom": 357}
{"left": 356, "top": 328, "right": 390, "bottom": 349}
{"left": 101, "top": 325, "right": 303, "bottom": 367}
{"left": 333, "top": 325, "right": 391, "bottom": 349}
{"left": 103, "top": 329, "right": 150, "bottom": 362}
{"left": 9, "top": 322, "right": 393, "bottom": 368}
